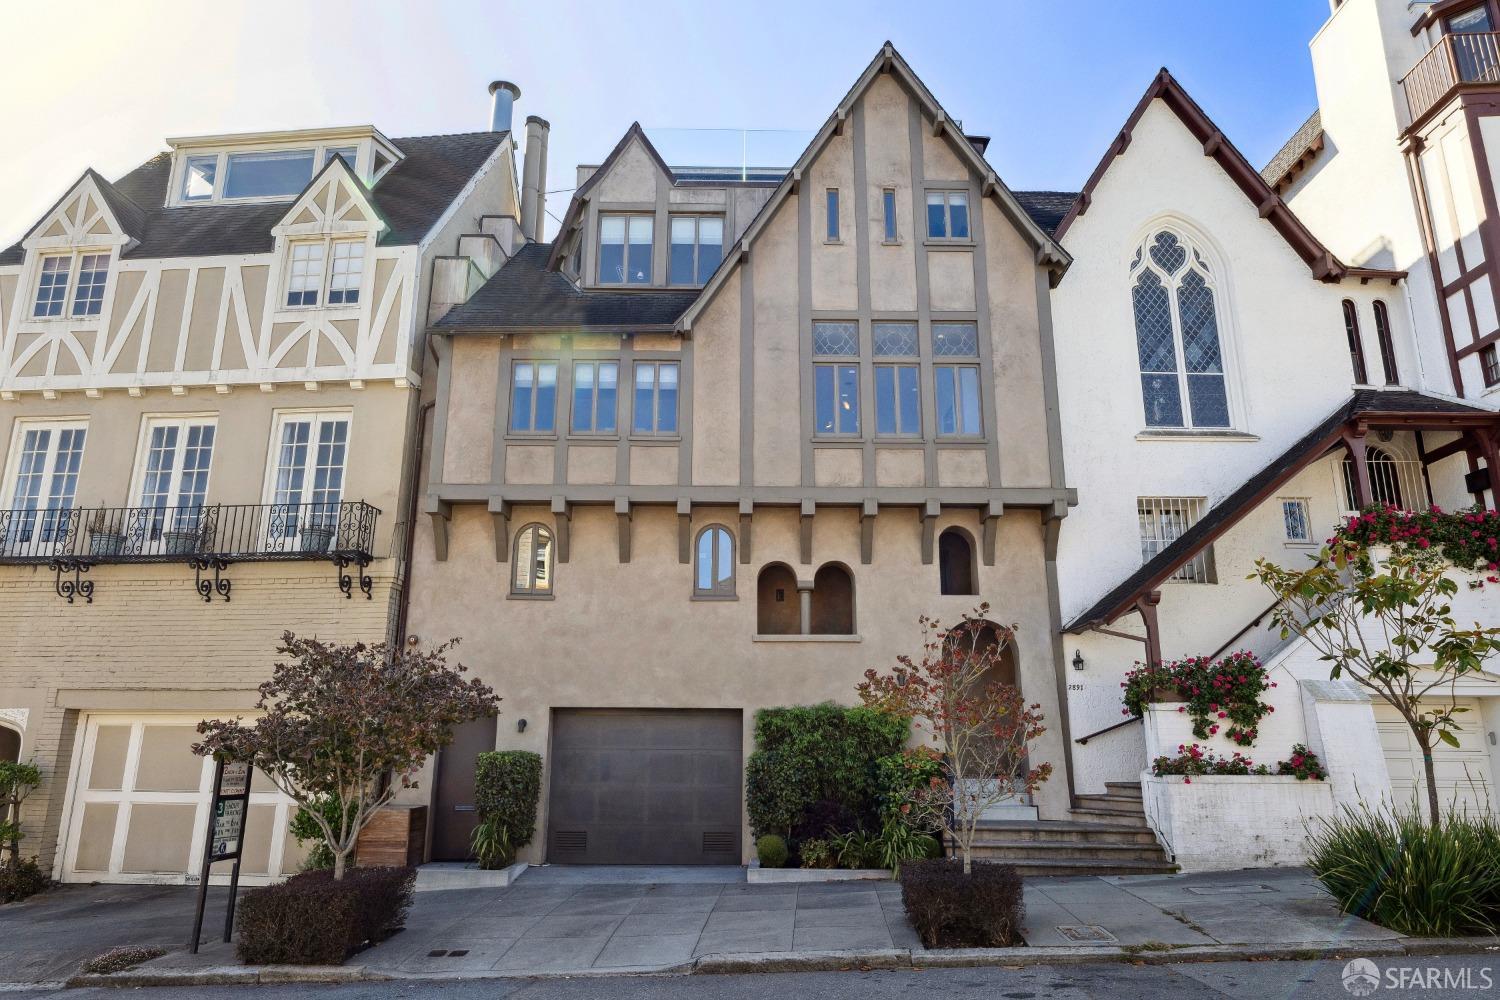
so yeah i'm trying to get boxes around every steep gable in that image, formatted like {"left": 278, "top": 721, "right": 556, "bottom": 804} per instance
{"left": 271, "top": 156, "right": 389, "bottom": 240}
{"left": 21, "top": 170, "right": 143, "bottom": 255}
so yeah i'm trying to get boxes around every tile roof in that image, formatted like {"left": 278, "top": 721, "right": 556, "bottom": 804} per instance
{"left": 1063, "top": 389, "right": 1498, "bottom": 632}
{"left": 1261, "top": 110, "right": 1323, "bottom": 186}
{"left": 435, "top": 242, "right": 701, "bottom": 332}
{"left": 0, "top": 130, "right": 506, "bottom": 266}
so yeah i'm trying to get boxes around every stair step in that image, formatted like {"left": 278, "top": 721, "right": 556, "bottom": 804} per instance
{"left": 968, "top": 840, "right": 1167, "bottom": 862}
{"left": 1070, "top": 807, "right": 1149, "bottom": 828}
{"left": 1104, "top": 781, "right": 1143, "bottom": 797}
{"left": 1075, "top": 794, "right": 1146, "bottom": 813}
{"left": 993, "top": 857, "right": 1179, "bottom": 878}
{"left": 974, "top": 821, "right": 1158, "bottom": 845}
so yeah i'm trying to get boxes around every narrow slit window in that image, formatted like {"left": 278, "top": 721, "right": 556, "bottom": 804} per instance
{"left": 1343, "top": 300, "right": 1369, "bottom": 384}
{"left": 1373, "top": 300, "right": 1399, "bottom": 385}
{"left": 882, "top": 189, "right": 898, "bottom": 242}
{"left": 826, "top": 189, "right": 841, "bottom": 241}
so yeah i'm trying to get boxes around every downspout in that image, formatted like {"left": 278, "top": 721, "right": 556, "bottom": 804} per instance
{"left": 394, "top": 399, "right": 435, "bottom": 648}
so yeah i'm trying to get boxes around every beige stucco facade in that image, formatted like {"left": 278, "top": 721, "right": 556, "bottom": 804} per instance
{"left": 413, "top": 50, "right": 1077, "bottom": 864}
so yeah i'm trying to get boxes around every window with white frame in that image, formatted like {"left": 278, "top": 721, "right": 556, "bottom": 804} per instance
{"left": 174, "top": 140, "right": 385, "bottom": 205}
{"left": 874, "top": 322, "right": 920, "bottom": 436}
{"left": 633, "top": 362, "right": 679, "bottom": 435}
{"left": 1281, "top": 498, "right": 1313, "bottom": 543}
{"left": 136, "top": 418, "right": 216, "bottom": 509}
{"left": 813, "top": 321, "right": 860, "bottom": 436}
{"left": 571, "top": 361, "right": 619, "bottom": 434}
{"left": 284, "top": 240, "right": 364, "bottom": 309}
{"left": 933, "top": 322, "right": 982, "bottom": 436}
{"left": 926, "top": 190, "right": 970, "bottom": 240}
{"left": 598, "top": 215, "right": 653, "bottom": 285}
{"left": 2, "top": 421, "right": 87, "bottom": 547}
{"left": 512, "top": 523, "right": 554, "bottom": 596}
{"left": 267, "top": 412, "right": 349, "bottom": 548}
{"left": 1130, "top": 230, "right": 1230, "bottom": 429}
{"left": 668, "top": 216, "right": 724, "bottom": 285}
{"left": 694, "top": 525, "right": 736, "bottom": 597}
{"left": 1137, "top": 496, "right": 1213, "bottom": 583}
{"left": 32, "top": 252, "right": 111, "bottom": 319}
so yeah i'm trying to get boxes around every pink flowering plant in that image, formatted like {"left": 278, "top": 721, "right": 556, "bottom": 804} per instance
{"left": 1336, "top": 504, "right": 1500, "bottom": 584}
{"left": 1121, "top": 651, "right": 1274, "bottom": 746}
{"left": 1151, "top": 743, "right": 1326, "bottom": 782}
{"left": 1276, "top": 744, "right": 1327, "bottom": 781}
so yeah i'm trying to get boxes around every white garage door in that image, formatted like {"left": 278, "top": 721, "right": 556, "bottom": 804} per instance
{"left": 1375, "top": 700, "right": 1497, "bottom": 816}
{"left": 60, "top": 715, "right": 308, "bottom": 885}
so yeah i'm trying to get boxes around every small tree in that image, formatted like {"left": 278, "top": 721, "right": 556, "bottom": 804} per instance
{"left": 0, "top": 760, "right": 42, "bottom": 863}
{"left": 858, "top": 606, "right": 1052, "bottom": 874}
{"left": 195, "top": 633, "right": 499, "bottom": 880}
{"left": 1253, "top": 542, "right": 1500, "bottom": 825}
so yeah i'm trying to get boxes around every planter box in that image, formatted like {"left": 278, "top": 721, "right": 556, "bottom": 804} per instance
{"left": 747, "top": 859, "right": 891, "bottom": 883}
{"left": 299, "top": 526, "right": 337, "bottom": 553}
{"left": 414, "top": 860, "right": 528, "bottom": 891}
{"left": 355, "top": 805, "right": 426, "bottom": 868}
{"left": 162, "top": 530, "right": 202, "bottom": 555}
{"left": 1142, "top": 773, "right": 1333, "bottom": 871}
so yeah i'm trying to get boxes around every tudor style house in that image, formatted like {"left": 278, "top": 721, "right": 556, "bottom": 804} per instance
{"left": 0, "top": 90, "right": 538, "bottom": 884}
{"left": 405, "top": 45, "right": 1091, "bottom": 868}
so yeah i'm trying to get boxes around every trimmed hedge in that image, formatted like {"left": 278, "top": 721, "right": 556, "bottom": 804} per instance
{"left": 0, "top": 857, "right": 48, "bottom": 904}
{"left": 236, "top": 865, "right": 415, "bottom": 965}
{"left": 473, "top": 751, "right": 542, "bottom": 868}
{"left": 899, "top": 859, "right": 1025, "bottom": 948}
{"left": 755, "top": 834, "right": 788, "bottom": 869}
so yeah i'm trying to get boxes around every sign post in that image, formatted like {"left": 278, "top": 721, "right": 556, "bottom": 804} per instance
{"left": 189, "top": 759, "right": 252, "bottom": 953}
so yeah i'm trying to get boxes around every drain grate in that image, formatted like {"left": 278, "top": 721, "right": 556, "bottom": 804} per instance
{"left": 1056, "top": 924, "right": 1116, "bottom": 943}
{"left": 427, "top": 949, "right": 471, "bottom": 958}
{"left": 1186, "top": 883, "right": 1274, "bottom": 895}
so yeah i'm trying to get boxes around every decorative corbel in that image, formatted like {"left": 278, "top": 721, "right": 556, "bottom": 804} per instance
{"left": 981, "top": 500, "right": 1004, "bottom": 566}
{"left": 931, "top": 111, "right": 947, "bottom": 137}
{"left": 550, "top": 496, "right": 571, "bottom": 563}
{"left": 487, "top": 497, "right": 510, "bottom": 562}
{"left": 799, "top": 499, "right": 816, "bottom": 565}
{"left": 677, "top": 498, "right": 693, "bottom": 564}
{"left": 860, "top": 499, "right": 878, "bottom": 565}
{"left": 615, "top": 498, "right": 632, "bottom": 563}
{"left": 1202, "top": 131, "right": 1223, "bottom": 157}
{"left": 738, "top": 500, "right": 754, "bottom": 564}
{"left": 1257, "top": 194, "right": 1278, "bottom": 219}
{"left": 423, "top": 496, "right": 451, "bottom": 563}
{"left": 920, "top": 500, "right": 940, "bottom": 565}
{"left": 833, "top": 108, "right": 847, "bottom": 137}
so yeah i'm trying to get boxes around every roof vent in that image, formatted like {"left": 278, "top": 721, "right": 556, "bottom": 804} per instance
{"left": 489, "top": 81, "right": 521, "bottom": 133}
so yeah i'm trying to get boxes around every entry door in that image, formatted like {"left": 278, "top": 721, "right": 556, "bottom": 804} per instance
{"left": 431, "top": 715, "right": 497, "bottom": 861}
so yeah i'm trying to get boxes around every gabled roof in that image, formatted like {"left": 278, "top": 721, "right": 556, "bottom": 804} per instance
{"left": 676, "top": 42, "right": 1073, "bottom": 333}
{"left": 436, "top": 242, "right": 698, "bottom": 333}
{"left": 19, "top": 169, "right": 148, "bottom": 247}
{"left": 545, "top": 123, "right": 673, "bottom": 271}
{"left": 1011, "top": 191, "right": 1078, "bottom": 239}
{"left": 0, "top": 130, "right": 507, "bottom": 265}
{"left": 272, "top": 154, "right": 392, "bottom": 237}
{"left": 1261, "top": 109, "right": 1324, "bottom": 192}
{"left": 1053, "top": 70, "right": 1400, "bottom": 285}
{"left": 1064, "top": 388, "right": 1500, "bottom": 633}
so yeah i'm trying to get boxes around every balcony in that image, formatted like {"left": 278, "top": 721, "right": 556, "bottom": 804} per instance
{"left": 1401, "top": 31, "right": 1500, "bottom": 125}
{"left": 0, "top": 501, "right": 380, "bottom": 603}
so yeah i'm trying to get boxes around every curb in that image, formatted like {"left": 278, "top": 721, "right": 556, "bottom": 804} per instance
{"left": 60, "top": 936, "right": 1500, "bottom": 987}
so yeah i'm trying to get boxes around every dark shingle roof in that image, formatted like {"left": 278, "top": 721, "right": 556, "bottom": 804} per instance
{"left": 0, "top": 130, "right": 506, "bottom": 265}
{"left": 1012, "top": 191, "right": 1078, "bottom": 238}
{"left": 1063, "top": 389, "right": 1497, "bottom": 632}
{"left": 1261, "top": 110, "right": 1323, "bottom": 186}
{"left": 437, "top": 242, "right": 699, "bottom": 332}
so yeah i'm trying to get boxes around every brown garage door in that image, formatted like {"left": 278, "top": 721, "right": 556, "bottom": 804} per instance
{"left": 547, "top": 709, "right": 742, "bottom": 865}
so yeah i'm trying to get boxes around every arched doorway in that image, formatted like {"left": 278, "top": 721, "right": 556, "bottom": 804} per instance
{"left": 810, "top": 564, "right": 855, "bottom": 635}
{"left": 945, "top": 620, "right": 1023, "bottom": 783}
{"left": 756, "top": 563, "right": 799, "bottom": 634}
{"left": 0, "top": 724, "right": 19, "bottom": 765}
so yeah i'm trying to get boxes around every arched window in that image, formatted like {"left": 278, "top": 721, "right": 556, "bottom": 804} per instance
{"left": 1342, "top": 445, "right": 1407, "bottom": 510}
{"left": 0, "top": 723, "right": 19, "bottom": 765}
{"left": 756, "top": 563, "right": 799, "bottom": 634}
{"left": 1130, "top": 230, "right": 1230, "bottom": 429}
{"left": 811, "top": 563, "right": 855, "bottom": 635}
{"left": 694, "top": 525, "right": 735, "bottom": 597}
{"left": 1342, "top": 300, "right": 1369, "bottom": 384}
{"left": 511, "top": 523, "right": 554, "bottom": 596}
{"left": 1373, "top": 300, "right": 1399, "bottom": 385}
{"left": 938, "top": 528, "right": 977, "bottom": 595}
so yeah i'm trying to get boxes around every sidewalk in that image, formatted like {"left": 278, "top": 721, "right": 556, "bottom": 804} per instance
{"left": 54, "top": 865, "right": 1500, "bottom": 987}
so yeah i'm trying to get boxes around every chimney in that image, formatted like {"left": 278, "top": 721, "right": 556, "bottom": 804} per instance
{"left": 520, "top": 115, "right": 550, "bottom": 243}
{"left": 488, "top": 80, "right": 521, "bottom": 133}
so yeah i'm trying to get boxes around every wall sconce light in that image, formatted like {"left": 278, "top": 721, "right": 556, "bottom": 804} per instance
{"left": 517, "top": 719, "right": 528, "bottom": 733}
{"left": 1072, "top": 649, "right": 1085, "bottom": 672}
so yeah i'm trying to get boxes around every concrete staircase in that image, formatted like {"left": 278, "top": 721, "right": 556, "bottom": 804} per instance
{"left": 967, "top": 781, "right": 1178, "bottom": 877}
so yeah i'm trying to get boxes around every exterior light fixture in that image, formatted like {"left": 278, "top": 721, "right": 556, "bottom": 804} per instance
{"left": 517, "top": 718, "right": 528, "bottom": 733}
{"left": 1072, "top": 649, "right": 1085, "bottom": 672}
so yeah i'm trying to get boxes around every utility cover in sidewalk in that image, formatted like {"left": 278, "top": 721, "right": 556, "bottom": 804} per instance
{"left": 1185, "top": 883, "right": 1273, "bottom": 895}
{"left": 1056, "top": 924, "right": 1116, "bottom": 943}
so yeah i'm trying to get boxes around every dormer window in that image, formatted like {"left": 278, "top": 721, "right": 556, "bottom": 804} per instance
{"left": 599, "top": 215, "right": 652, "bottom": 284}
{"left": 32, "top": 252, "right": 110, "bottom": 319}
{"left": 168, "top": 131, "right": 401, "bottom": 207}
{"left": 225, "top": 149, "right": 317, "bottom": 200}
{"left": 284, "top": 239, "right": 365, "bottom": 309}
{"left": 182, "top": 155, "right": 217, "bottom": 202}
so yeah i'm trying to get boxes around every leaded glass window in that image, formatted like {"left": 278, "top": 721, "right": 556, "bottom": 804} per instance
{"left": 1130, "top": 230, "right": 1230, "bottom": 429}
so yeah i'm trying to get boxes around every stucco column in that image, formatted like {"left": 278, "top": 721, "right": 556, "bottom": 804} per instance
{"left": 797, "top": 580, "right": 814, "bottom": 635}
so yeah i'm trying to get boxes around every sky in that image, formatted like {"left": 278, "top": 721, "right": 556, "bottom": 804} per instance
{"left": 0, "top": 0, "right": 1334, "bottom": 247}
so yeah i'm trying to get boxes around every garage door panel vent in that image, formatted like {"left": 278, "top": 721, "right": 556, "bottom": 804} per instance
{"left": 702, "top": 831, "right": 736, "bottom": 854}
{"left": 552, "top": 830, "right": 587, "bottom": 853}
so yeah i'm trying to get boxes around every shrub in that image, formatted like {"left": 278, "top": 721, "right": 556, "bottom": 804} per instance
{"left": 1122, "top": 652, "right": 1273, "bottom": 746}
{"left": 1336, "top": 504, "right": 1500, "bottom": 577}
{"left": 0, "top": 856, "right": 49, "bottom": 903}
{"left": 874, "top": 746, "right": 943, "bottom": 822}
{"left": 289, "top": 798, "right": 355, "bottom": 871}
{"left": 472, "top": 751, "right": 542, "bottom": 869}
{"left": 1277, "top": 744, "right": 1327, "bottom": 781}
{"left": 746, "top": 704, "right": 906, "bottom": 840}
{"left": 236, "top": 865, "right": 415, "bottom": 964}
{"left": 1151, "top": 743, "right": 1267, "bottom": 779}
{"left": 1307, "top": 806, "right": 1500, "bottom": 937}
{"left": 899, "top": 859, "right": 1025, "bottom": 948}
{"left": 755, "top": 834, "right": 788, "bottom": 869}
{"left": 829, "top": 829, "right": 881, "bottom": 870}
{"left": 81, "top": 946, "right": 166, "bottom": 975}
{"left": 798, "top": 838, "right": 835, "bottom": 869}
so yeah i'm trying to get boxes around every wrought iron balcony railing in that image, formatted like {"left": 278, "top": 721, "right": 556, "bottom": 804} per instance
{"left": 1401, "top": 31, "right": 1500, "bottom": 125}
{"left": 0, "top": 501, "right": 380, "bottom": 603}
